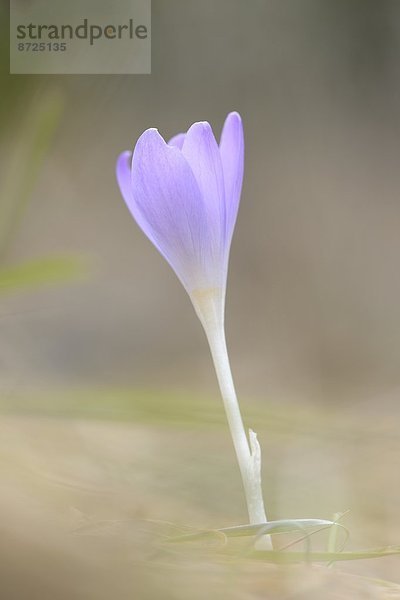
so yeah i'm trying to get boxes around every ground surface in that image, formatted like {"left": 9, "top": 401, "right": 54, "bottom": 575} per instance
{"left": 0, "top": 389, "right": 399, "bottom": 599}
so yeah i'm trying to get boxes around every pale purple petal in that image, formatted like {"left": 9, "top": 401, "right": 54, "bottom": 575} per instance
{"left": 123, "top": 128, "right": 222, "bottom": 291}
{"left": 116, "top": 150, "right": 134, "bottom": 204}
{"left": 168, "top": 132, "right": 186, "bottom": 149}
{"left": 182, "top": 121, "right": 226, "bottom": 255}
{"left": 116, "top": 113, "right": 244, "bottom": 299}
{"left": 116, "top": 150, "right": 154, "bottom": 237}
{"left": 219, "top": 111, "right": 244, "bottom": 245}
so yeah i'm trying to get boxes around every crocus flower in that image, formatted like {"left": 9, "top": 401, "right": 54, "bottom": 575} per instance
{"left": 116, "top": 112, "right": 243, "bottom": 326}
{"left": 116, "top": 112, "right": 270, "bottom": 543}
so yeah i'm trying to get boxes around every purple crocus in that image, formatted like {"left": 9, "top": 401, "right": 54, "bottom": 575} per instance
{"left": 116, "top": 112, "right": 270, "bottom": 543}
{"left": 116, "top": 112, "right": 243, "bottom": 323}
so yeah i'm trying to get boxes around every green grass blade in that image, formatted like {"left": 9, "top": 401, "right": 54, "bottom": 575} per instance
{"left": 0, "top": 255, "right": 85, "bottom": 293}
{"left": 248, "top": 546, "right": 400, "bottom": 563}
{"left": 0, "top": 89, "right": 64, "bottom": 256}
{"left": 167, "top": 519, "right": 341, "bottom": 543}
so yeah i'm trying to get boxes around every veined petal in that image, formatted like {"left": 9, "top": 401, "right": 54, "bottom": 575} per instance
{"left": 219, "top": 112, "right": 244, "bottom": 246}
{"left": 182, "top": 122, "right": 226, "bottom": 251}
{"left": 116, "top": 150, "right": 152, "bottom": 237}
{"left": 168, "top": 132, "right": 186, "bottom": 149}
{"left": 124, "top": 128, "right": 222, "bottom": 292}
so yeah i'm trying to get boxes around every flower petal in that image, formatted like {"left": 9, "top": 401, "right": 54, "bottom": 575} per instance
{"left": 182, "top": 122, "right": 226, "bottom": 249}
{"left": 168, "top": 132, "right": 186, "bottom": 149}
{"left": 127, "top": 128, "right": 221, "bottom": 291}
{"left": 219, "top": 111, "right": 244, "bottom": 245}
{"left": 116, "top": 150, "right": 150, "bottom": 235}
{"left": 116, "top": 150, "right": 134, "bottom": 205}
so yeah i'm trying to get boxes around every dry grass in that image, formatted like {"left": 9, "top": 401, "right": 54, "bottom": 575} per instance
{"left": 0, "top": 392, "right": 399, "bottom": 599}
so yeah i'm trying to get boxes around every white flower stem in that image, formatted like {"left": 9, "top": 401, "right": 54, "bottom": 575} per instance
{"left": 192, "top": 290, "right": 272, "bottom": 549}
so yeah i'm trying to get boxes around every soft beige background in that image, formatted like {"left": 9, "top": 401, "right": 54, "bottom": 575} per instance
{"left": 2, "top": 1, "right": 400, "bottom": 406}
{"left": 3, "top": 1, "right": 400, "bottom": 406}
{"left": 1, "top": 1, "right": 400, "bottom": 597}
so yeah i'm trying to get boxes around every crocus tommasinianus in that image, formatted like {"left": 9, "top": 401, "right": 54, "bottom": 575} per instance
{"left": 116, "top": 112, "right": 270, "bottom": 543}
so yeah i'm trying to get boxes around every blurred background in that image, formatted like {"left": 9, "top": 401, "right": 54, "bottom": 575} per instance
{"left": 1, "top": 1, "right": 400, "bottom": 598}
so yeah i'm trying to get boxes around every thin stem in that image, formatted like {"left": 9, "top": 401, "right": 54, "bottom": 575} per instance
{"left": 206, "top": 325, "right": 268, "bottom": 524}
{"left": 192, "top": 289, "right": 271, "bottom": 547}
